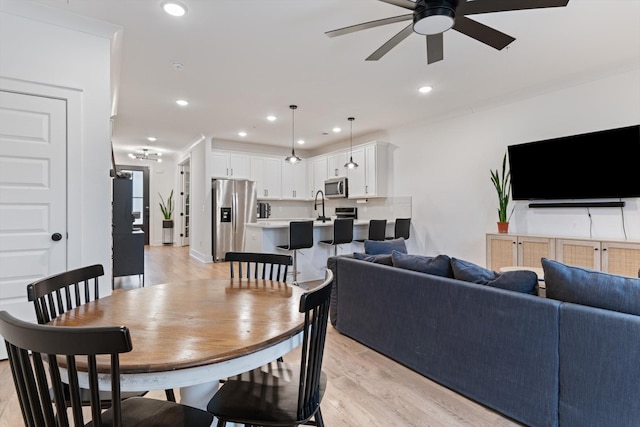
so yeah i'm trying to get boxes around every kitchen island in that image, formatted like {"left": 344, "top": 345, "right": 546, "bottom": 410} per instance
{"left": 245, "top": 219, "right": 394, "bottom": 283}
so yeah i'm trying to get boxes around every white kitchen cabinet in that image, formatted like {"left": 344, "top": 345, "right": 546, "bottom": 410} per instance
{"left": 345, "top": 142, "right": 388, "bottom": 199}
{"left": 211, "top": 151, "right": 251, "bottom": 179}
{"left": 346, "top": 147, "right": 366, "bottom": 198}
{"left": 281, "top": 161, "right": 307, "bottom": 199}
{"left": 310, "top": 156, "right": 328, "bottom": 198}
{"left": 327, "top": 151, "right": 348, "bottom": 178}
{"left": 251, "top": 156, "right": 281, "bottom": 199}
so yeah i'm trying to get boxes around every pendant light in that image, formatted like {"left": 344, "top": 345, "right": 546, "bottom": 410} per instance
{"left": 344, "top": 117, "right": 359, "bottom": 169}
{"left": 284, "top": 105, "right": 302, "bottom": 164}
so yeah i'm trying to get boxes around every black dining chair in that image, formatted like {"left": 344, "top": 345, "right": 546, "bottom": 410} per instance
{"left": 26, "top": 264, "right": 176, "bottom": 405}
{"left": 225, "top": 252, "right": 293, "bottom": 282}
{"left": 319, "top": 218, "right": 354, "bottom": 256}
{"left": 355, "top": 219, "right": 387, "bottom": 243}
{"left": 207, "top": 269, "right": 334, "bottom": 427}
{"left": 0, "top": 310, "right": 214, "bottom": 427}
{"left": 386, "top": 218, "right": 411, "bottom": 240}
{"left": 277, "top": 220, "right": 314, "bottom": 284}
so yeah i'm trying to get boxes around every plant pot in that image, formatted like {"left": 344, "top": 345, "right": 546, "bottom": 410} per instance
{"left": 497, "top": 221, "right": 509, "bottom": 234}
{"left": 162, "top": 219, "right": 174, "bottom": 229}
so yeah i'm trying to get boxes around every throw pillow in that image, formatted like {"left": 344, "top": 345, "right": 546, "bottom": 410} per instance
{"left": 352, "top": 252, "right": 393, "bottom": 266}
{"left": 542, "top": 258, "right": 640, "bottom": 316}
{"left": 391, "top": 251, "right": 453, "bottom": 278}
{"left": 364, "top": 238, "right": 407, "bottom": 255}
{"left": 451, "top": 258, "right": 538, "bottom": 295}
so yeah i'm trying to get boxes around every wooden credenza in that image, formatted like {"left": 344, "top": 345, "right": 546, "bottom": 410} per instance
{"left": 486, "top": 233, "right": 640, "bottom": 278}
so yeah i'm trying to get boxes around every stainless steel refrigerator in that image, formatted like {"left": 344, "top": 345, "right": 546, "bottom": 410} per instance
{"left": 212, "top": 179, "right": 257, "bottom": 262}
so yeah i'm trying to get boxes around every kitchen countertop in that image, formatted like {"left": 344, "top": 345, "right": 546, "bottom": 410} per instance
{"left": 247, "top": 218, "right": 375, "bottom": 229}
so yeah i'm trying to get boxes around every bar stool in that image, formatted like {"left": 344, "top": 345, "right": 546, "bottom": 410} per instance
{"left": 319, "top": 218, "right": 354, "bottom": 256}
{"left": 277, "top": 220, "right": 314, "bottom": 284}
{"left": 386, "top": 218, "right": 411, "bottom": 240}
{"left": 355, "top": 219, "right": 387, "bottom": 243}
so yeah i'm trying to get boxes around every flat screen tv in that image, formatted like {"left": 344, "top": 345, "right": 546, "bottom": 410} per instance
{"left": 508, "top": 124, "right": 640, "bottom": 201}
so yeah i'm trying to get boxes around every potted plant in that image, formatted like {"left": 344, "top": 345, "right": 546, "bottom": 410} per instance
{"left": 159, "top": 190, "right": 174, "bottom": 229}
{"left": 490, "top": 153, "right": 512, "bottom": 233}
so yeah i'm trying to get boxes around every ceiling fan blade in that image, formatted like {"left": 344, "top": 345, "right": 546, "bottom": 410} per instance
{"left": 458, "top": 0, "right": 569, "bottom": 16}
{"left": 426, "top": 33, "right": 444, "bottom": 64}
{"left": 452, "top": 16, "right": 515, "bottom": 50}
{"left": 366, "top": 24, "right": 414, "bottom": 61}
{"left": 378, "top": 0, "right": 417, "bottom": 10}
{"left": 325, "top": 14, "right": 412, "bottom": 38}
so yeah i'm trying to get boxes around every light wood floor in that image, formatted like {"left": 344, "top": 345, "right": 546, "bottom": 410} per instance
{"left": 0, "top": 246, "right": 522, "bottom": 426}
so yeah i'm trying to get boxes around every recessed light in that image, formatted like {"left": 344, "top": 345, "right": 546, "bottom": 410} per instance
{"left": 162, "top": 1, "right": 187, "bottom": 17}
{"left": 297, "top": 139, "right": 305, "bottom": 145}
{"left": 266, "top": 115, "right": 277, "bottom": 122}
{"left": 147, "top": 137, "right": 156, "bottom": 142}
{"left": 418, "top": 85, "right": 433, "bottom": 94}
{"left": 238, "top": 131, "right": 247, "bottom": 137}
{"left": 332, "top": 127, "right": 341, "bottom": 133}
{"left": 176, "top": 99, "right": 189, "bottom": 107}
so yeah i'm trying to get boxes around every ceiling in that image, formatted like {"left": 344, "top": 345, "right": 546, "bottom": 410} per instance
{"left": 32, "top": 0, "right": 640, "bottom": 158}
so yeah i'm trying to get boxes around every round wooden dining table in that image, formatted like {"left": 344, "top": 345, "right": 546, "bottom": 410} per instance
{"left": 51, "top": 278, "right": 306, "bottom": 409}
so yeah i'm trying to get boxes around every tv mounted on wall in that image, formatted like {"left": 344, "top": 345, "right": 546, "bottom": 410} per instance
{"left": 508, "top": 124, "right": 640, "bottom": 201}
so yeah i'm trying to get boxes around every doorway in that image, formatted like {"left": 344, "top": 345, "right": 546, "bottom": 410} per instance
{"left": 118, "top": 165, "right": 150, "bottom": 245}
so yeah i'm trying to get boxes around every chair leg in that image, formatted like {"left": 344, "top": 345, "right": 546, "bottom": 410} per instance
{"left": 315, "top": 407, "right": 325, "bottom": 427}
{"left": 292, "top": 249, "right": 298, "bottom": 284}
{"left": 164, "top": 388, "right": 176, "bottom": 402}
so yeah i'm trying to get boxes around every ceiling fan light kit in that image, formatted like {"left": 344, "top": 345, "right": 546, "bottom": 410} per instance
{"left": 326, "top": 0, "right": 570, "bottom": 65}
{"left": 284, "top": 105, "right": 302, "bottom": 164}
{"left": 130, "top": 149, "right": 162, "bottom": 162}
{"left": 413, "top": 0, "right": 457, "bottom": 35}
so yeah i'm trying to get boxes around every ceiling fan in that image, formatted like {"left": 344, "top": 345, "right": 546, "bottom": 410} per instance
{"left": 325, "top": 0, "right": 570, "bottom": 65}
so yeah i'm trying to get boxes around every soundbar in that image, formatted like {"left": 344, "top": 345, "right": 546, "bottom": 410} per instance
{"left": 528, "top": 201, "right": 625, "bottom": 209}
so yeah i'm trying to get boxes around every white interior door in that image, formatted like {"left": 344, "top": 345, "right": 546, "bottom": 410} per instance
{"left": 0, "top": 90, "right": 67, "bottom": 359}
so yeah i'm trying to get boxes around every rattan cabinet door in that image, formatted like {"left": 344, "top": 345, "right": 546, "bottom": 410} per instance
{"left": 517, "top": 236, "right": 555, "bottom": 270}
{"left": 556, "top": 239, "right": 601, "bottom": 270}
{"left": 486, "top": 234, "right": 517, "bottom": 271}
{"left": 601, "top": 241, "right": 640, "bottom": 278}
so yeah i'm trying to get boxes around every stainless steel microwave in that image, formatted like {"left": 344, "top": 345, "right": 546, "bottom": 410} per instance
{"left": 324, "top": 177, "right": 348, "bottom": 199}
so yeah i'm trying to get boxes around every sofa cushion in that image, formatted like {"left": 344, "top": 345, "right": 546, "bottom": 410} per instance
{"left": 353, "top": 252, "right": 393, "bottom": 266}
{"left": 542, "top": 258, "right": 640, "bottom": 316}
{"left": 451, "top": 258, "right": 538, "bottom": 295}
{"left": 364, "top": 238, "right": 407, "bottom": 255}
{"left": 391, "top": 251, "right": 453, "bottom": 278}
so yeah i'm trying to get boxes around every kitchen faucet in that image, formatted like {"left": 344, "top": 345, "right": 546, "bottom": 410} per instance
{"left": 314, "top": 190, "right": 328, "bottom": 223}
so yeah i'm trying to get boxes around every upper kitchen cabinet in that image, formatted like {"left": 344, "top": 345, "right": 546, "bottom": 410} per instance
{"left": 348, "top": 142, "right": 388, "bottom": 199}
{"left": 211, "top": 151, "right": 251, "bottom": 179}
{"left": 327, "top": 151, "right": 349, "bottom": 179}
{"left": 309, "top": 156, "right": 328, "bottom": 198}
{"left": 251, "top": 156, "right": 281, "bottom": 199}
{"left": 281, "top": 161, "right": 307, "bottom": 200}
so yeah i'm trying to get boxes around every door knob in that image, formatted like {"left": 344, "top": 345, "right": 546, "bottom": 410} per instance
{"left": 51, "top": 233, "right": 62, "bottom": 241}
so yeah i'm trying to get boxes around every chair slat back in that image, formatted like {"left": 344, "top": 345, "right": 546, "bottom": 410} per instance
{"left": 225, "top": 252, "right": 293, "bottom": 282}
{"left": 0, "top": 311, "right": 132, "bottom": 427}
{"left": 27, "top": 265, "right": 104, "bottom": 324}
{"left": 296, "top": 269, "right": 333, "bottom": 421}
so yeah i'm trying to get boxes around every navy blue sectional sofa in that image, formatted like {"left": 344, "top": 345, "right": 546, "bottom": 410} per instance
{"left": 327, "top": 255, "right": 640, "bottom": 427}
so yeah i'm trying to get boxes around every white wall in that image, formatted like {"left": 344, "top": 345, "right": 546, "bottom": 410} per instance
{"left": 0, "top": 1, "right": 118, "bottom": 282}
{"left": 388, "top": 68, "right": 640, "bottom": 266}
{"left": 188, "top": 139, "right": 211, "bottom": 262}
